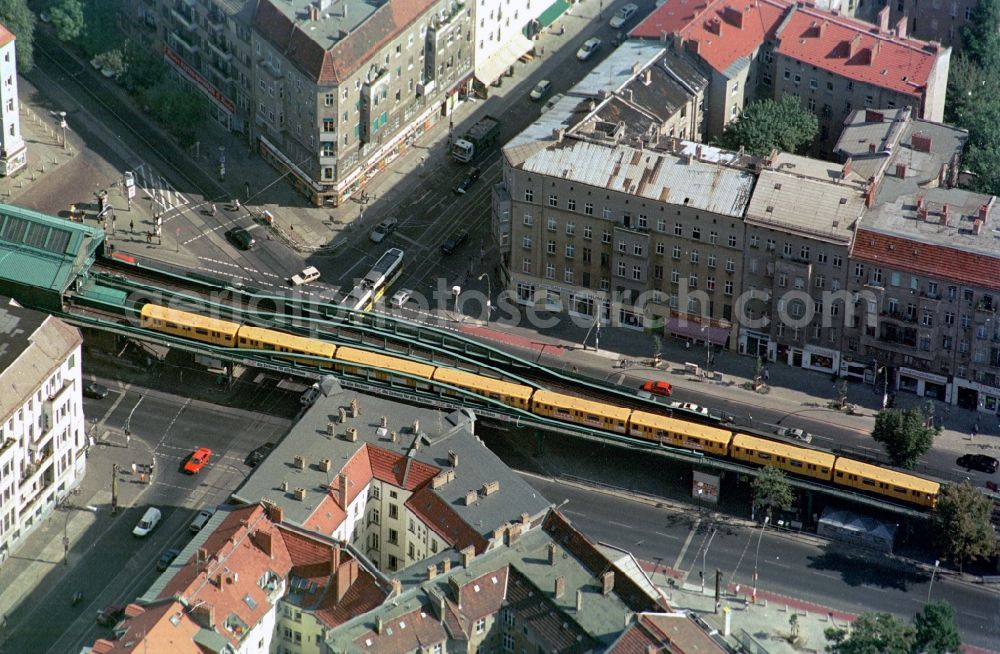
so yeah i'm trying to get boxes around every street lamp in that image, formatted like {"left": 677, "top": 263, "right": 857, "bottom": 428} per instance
{"left": 477, "top": 273, "right": 492, "bottom": 326}
{"left": 58, "top": 111, "right": 68, "bottom": 149}
{"left": 927, "top": 559, "right": 940, "bottom": 603}
{"left": 751, "top": 516, "right": 769, "bottom": 604}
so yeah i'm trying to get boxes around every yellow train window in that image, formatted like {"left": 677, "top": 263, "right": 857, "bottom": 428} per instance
{"left": 758, "top": 452, "right": 771, "bottom": 460}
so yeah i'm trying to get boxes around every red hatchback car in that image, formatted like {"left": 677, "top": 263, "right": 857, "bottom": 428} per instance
{"left": 184, "top": 447, "right": 212, "bottom": 474}
{"left": 641, "top": 380, "right": 673, "bottom": 397}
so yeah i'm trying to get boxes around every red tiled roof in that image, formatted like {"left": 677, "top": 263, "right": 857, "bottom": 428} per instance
{"left": 852, "top": 229, "right": 1000, "bottom": 290}
{"left": 774, "top": 7, "right": 938, "bottom": 96}
{"left": 407, "top": 486, "right": 489, "bottom": 553}
{"left": 632, "top": 0, "right": 789, "bottom": 72}
{"left": 367, "top": 444, "right": 439, "bottom": 490}
{"left": 352, "top": 605, "right": 448, "bottom": 653}
{"left": 457, "top": 567, "right": 509, "bottom": 623}
{"left": 609, "top": 613, "right": 729, "bottom": 653}
{"left": 87, "top": 600, "right": 202, "bottom": 654}
{"left": 315, "top": 568, "right": 386, "bottom": 628}
{"left": 254, "top": 0, "right": 436, "bottom": 85}
{"left": 0, "top": 25, "right": 15, "bottom": 48}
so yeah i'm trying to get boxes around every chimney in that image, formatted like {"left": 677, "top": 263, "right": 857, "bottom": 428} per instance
{"left": 338, "top": 407, "right": 347, "bottom": 423}
{"left": 376, "top": 616, "right": 384, "bottom": 635}
{"left": 197, "top": 547, "right": 209, "bottom": 563}
{"left": 427, "top": 564, "right": 438, "bottom": 580}
{"left": 521, "top": 512, "right": 531, "bottom": 527}
{"left": 841, "top": 157, "right": 853, "bottom": 179}
{"left": 895, "top": 16, "right": 907, "bottom": 38}
{"left": 643, "top": 68, "right": 652, "bottom": 85}
{"left": 294, "top": 487, "right": 307, "bottom": 501}
{"left": 448, "top": 450, "right": 458, "bottom": 467}
{"left": 337, "top": 473, "right": 348, "bottom": 507}
{"left": 871, "top": 38, "right": 881, "bottom": 63}
{"left": 350, "top": 399, "right": 359, "bottom": 417}
{"left": 379, "top": 415, "right": 387, "bottom": 428}
{"left": 432, "top": 471, "right": 450, "bottom": 489}
{"left": 554, "top": 576, "right": 566, "bottom": 599}
{"left": 330, "top": 543, "right": 341, "bottom": 574}
{"left": 865, "top": 178, "right": 877, "bottom": 208}
{"left": 709, "top": 18, "right": 723, "bottom": 36}
{"left": 390, "top": 430, "right": 397, "bottom": 442}
{"left": 979, "top": 203, "right": 990, "bottom": 222}
{"left": 865, "top": 109, "right": 884, "bottom": 123}
{"left": 411, "top": 419, "right": 420, "bottom": 434}
{"left": 481, "top": 480, "right": 500, "bottom": 496}
{"left": 294, "top": 455, "right": 306, "bottom": 469}
{"left": 868, "top": 143, "right": 877, "bottom": 154}
{"left": 576, "top": 589, "right": 583, "bottom": 611}
{"left": 192, "top": 603, "right": 215, "bottom": 629}
{"left": 442, "top": 558, "right": 451, "bottom": 574}
{"left": 460, "top": 545, "right": 475, "bottom": 567}
{"left": 548, "top": 543, "right": 557, "bottom": 565}
{"left": 895, "top": 163, "right": 906, "bottom": 178}
{"left": 336, "top": 557, "right": 359, "bottom": 602}
{"left": 918, "top": 205, "right": 929, "bottom": 221}
{"left": 695, "top": 144, "right": 703, "bottom": 160}
{"left": 974, "top": 219, "right": 984, "bottom": 234}
{"left": 917, "top": 195, "right": 925, "bottom": 211}
{"left": 912, "top": 133, "right": 933, "bottom": 152}
{"left": 817, "top": 20, "right": 826, "bottom": 37}
{"left": 847, "top": 34, "right": 862, "bottom": 58}
{"left": 631, "top": 62, "right": 641, "bottom": 75}
{"left": 267, "top": 503, "right": 283, "bottom": 523}
{"left": 465, "top": 489, "right": 478, "bottom": 506}
{"left": 553, "top": 127, "right": 565, "bottom": 143}
{"left": 309, "top": 4, "right": 318, "bottom": 21}
{"left": 877, "top": 5, "right": 890, "bottom": 32}
{"left": 319, "top": 457, "right": 332, "bottom": 472}
{"left": 602, "top": 571, "right": 615, "bottom": 595}
{"left": 941, "top": 203, "right": 949, "bottom": 225}
{"left": 346, "top": 427, "right": 357, "bottom": 442}
{"left": 390, "top": 578, "right": 402, "bottom": 597}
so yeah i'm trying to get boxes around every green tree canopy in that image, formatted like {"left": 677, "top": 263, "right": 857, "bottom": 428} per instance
{"left": 50, "top": 0, "right": 84, "bottom": 42}
{"left": 913, "top": 601, "right": 961, "bottom": 654}
{"left": 717, "top": 95, "right": 818, "bottom": 156}
{"left": 751, "top": 465, "right": 793, "bottom": 521}
{"left": 141, "top": 80, "right": 208, "bottom": 148}
{"left": 824, "top": 613, "right": 915, "bottom": 654}
{"left": 870, "top": 407, "right": 938, "bottom": 469}
{"left": 962, "top": 0, "right": 1000, "bottom": 70}
{"left": 932, "top": 480, "right": 998, "bottom": 570}
{"left": 0, "top": 0, "right": 35, "bottom": 73}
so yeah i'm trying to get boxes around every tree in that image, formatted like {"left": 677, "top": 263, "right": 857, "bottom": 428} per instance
{"left": 962, "top": 0, "right": 1000, "bottom": 71}
{"left": 76, "top": 0, "right": 121, "bottom": 57}
{"left": 0, "top": 0, "right": 36, "bottom": 73}
{"left": 751, "top": 465, "right": 793, "bottom": 521}
{"left": 913, "top": 601, "right": 961, "bottom": 654}
{"left": 141, "top": 80, "right": 208, "bottom": 148}
{"left": 717, "top": 95, "right": 818, "bottom": 156}
{"left": 932, "top": 481, "right": 998, "bottom": 571}
{"left": 824, "top": 612, "right": 915, "bottom": 654}
{"left": 121, "top": 39, "right": 168, "bottom": 93}
{"left": 50, "top": 0, "right": 84, "bottom": 42}
{"left": 870, "top": 407, "right": 938, "bottom": 469}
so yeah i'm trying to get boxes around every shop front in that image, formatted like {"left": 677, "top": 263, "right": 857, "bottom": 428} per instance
{"left": 803, "top": 345, "right": 840, "bottom": 374}
{"left": 897, "top": 367, "right": 950, "bottom": 403}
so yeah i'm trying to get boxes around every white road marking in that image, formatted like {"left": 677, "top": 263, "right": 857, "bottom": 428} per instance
{"left": 673, "top": 518, "right": 700, "bottom": 570}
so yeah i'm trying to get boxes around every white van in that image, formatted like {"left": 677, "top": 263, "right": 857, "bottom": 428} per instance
{"left": 133, "top": 507, "right": 162, "bottom": 537}
{"left": 289, "top": 266, "right": 321, "bottom": 286}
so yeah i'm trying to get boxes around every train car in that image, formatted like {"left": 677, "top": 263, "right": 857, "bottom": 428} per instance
{"left": 334, "top": 346, "right": 435, "bottom": 386}
{"left": 140, "top": 304, "right": 240, "bottom": 347}
{"left": 628, "top": 411, "right": 732, "bottom": 455}
{"left": 730, "top": 433, "right": 835, "bottom": 481}
{"left": 431, "top": 367, "right": 535, "bottom": 409}
{"left": 832, "top": 458, "right": 939, "bottom": 508}
{"left": 236, "top": 325, "right": 336, "bottom": 368}
{"left": 530, "top": 390, "right": 630, "bottom": 434}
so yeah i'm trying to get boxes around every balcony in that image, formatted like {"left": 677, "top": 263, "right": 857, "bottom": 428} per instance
{"left": 170, "top": 31, "right": 199, "bottom": 54}
{"left": 170, "top": 7, "right": 196, "bottom": 31}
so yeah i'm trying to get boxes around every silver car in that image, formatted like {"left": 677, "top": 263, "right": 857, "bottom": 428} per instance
{"left": 576, "top": 38, "right": 602, "bottom": 61}
{"left": 776, "top": 427, "right": 813, "bottom": 443}
{"left": 369, "top": 217, "right": 399, "bottom": 243}
{"left": 609, "top": 3, "right": 638, "bottom": 28}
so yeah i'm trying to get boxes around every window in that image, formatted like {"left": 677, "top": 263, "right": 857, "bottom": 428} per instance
{"left": 617, "top": 261, "right": 626, "bottom": 277}
{"left": 522, "top": 236, "right": 532, "bottom": 249}
{"left": 633, "top": 265, "right": 642, "bottom": 280}
{"left": 618, "top": 240, "right": 626, "bottom": 253}
{"left": 568, "top": 198, "right": 576, "bottom": 211}
{"left": 638, "top": 214, "right": 647, "bottom": 228}
{"left": 707, "top": 276, "right": 716, "bottom": 291}
{"left": 672, "top": 245, "right": 681, "bottom": 259}
{"left": 783, "top": 242, "right": 792, "bottom": 256}
{"left": 502, "top": 633, "right": 514, "bottom": 651}
{"left": 725, "top": 258, "right": 735, "bottom": 273}
{"left": 654, "top": 265, "right": 664, "bottom": 280}
{"left": 766, "top": 238, "right": 775, "bottom": 252}
{"left": 750, "top": 235, "right": 760, "bottom": 248}
{"left": 783, "top": 68, "right": 791, "bottom": 80}
{"left": 524, "top": 188, "right": 533, "bottom": 202}
{"left": 689, "top": 273, "right": 698, "bottom": 288}
{"left": 793, "top": 73, "right": 801, "bottom": 85}
{"left": 564, "top": 268, "right": 575, "bottom": 283}
{"left": 547, "top": 240, "right": 556, "bottom": 254}
{"left": 388, "top": 504, "right": 398, "bottom": 519}
{"left": 549, "top": 194, "right": 558, "bottom": 207}
{"left": 545, "top": 263, "right": 555, "bottom": 279}
{"left": 944, "top": 311, "right": 955, "bottom": 325}
{"left": 728, "top": 234, "right": 737, "bottom": 248}
{"left": 778, "top": 273, "right": 787, "bottom": 288}
{"left": 585, "top": 202, "right": 594, "bottom": 215}
{"left": 583, "top": 225, "right": 592, "bottom": 239}
{"left": 388, "top": 528, "right": 399, "bottom": 544}
{"left": 522, "top": 258, "right": 531, "bottom": 273}
{"left": 656, "top": 242, "right": 665, "bottom": 255}
{"left": 707, "top": 254, "right": 716, "bottom": 268}
{"left": 724, "top": 280, "right": 734, "bottom": 295}
{"left": 928, "top": 281, "right": 938, "bottom": 297}
{"left": 690, "top": 250, "right": 699, "bottom": 264}
{"left": 692, "top": 226, "right": 701, "bottom": 240}
{"left": 854, "top": 263, "right": 865, "bottom": 278}
{"left": 523, "top": 213, "right": 533, "bottom": 226}
{"left": 602, "top": 230, "right": 611, "bottom": 244}
{"left": 833, "top": 254, "right": 843, "bottom": 268}
{"left": 674, "top": 223, "right": 683, "bottom": 236}
{"left": 603, "top": 207, "right": 612, "bottom": 219}
{"left": 547, "top": 217, "right": 557, "bottom": 231}
{"left": 657, "top": 218, "right": 667, "bottom": 232}
{"left": 565, "top": 243, "right": 575, "bottom": 258}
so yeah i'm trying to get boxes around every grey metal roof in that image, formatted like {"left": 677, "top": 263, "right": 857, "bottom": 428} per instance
{"left": 520, "top": 139, "right": 755, "bottom": 218}
{"left": 0, "top": 299, "right": 81, "bottom": 424}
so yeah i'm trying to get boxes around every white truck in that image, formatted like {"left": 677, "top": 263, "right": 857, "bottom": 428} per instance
{"left": 451, "top": 115, "right": 501, "bottom": 163}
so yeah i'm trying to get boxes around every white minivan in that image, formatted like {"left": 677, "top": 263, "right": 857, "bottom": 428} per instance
{"left": 289, "top": 266, "right": 321, "bottom": 286}
{"left": 133, "top": 507, "right": 162, "bottom": 537}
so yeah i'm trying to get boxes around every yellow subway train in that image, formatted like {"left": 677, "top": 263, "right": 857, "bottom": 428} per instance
{"left": 138, "top": 304, "right": 940, "bottom": 508}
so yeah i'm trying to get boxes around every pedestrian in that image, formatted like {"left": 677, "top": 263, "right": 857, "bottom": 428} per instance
{"left": 421, "top": 156, "right": 426, "bottom": 168}
{"left": 234, "top": 198, "right": 241, "bottom": 210}
{"left": 245, "top": 181, "right": 250, "bottom": 198}
{"left": 129, "top": 219, "right": 134, "bottom": 234}
{"left": 211, "top": 203, "right": 217, "bottom": 216}
{"left": 763, "top": 369, "right": 770, "bottom": 382}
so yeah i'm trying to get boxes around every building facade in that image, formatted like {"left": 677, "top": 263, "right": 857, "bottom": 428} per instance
{"left": 0, "top": 24, "right": 26, "bottom": 176}
{"left": 886, "top": 0, "right": 981, "bottom": 50}
{"left": 0, "top": 299, "right": 85, "bottom": 565}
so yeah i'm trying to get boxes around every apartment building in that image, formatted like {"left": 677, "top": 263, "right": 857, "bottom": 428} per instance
{"left": 323, "top": 510, "right": 675, "bottom": 654}
{"left": 472, "top": 0, "right": 542, "bottom": 91}
{"left": 834, "top": 108, "right": 1000, "bottom": 410}
{"left": 0, "top": 298, "right": 85, "bottom": 565}
{"left": 0, "top": 23, "right": 25, "bottom": 176}
{"left": 631, "top": 0, "right": 950, "bottom": 148}
{"left": 496, "top": 41, "right": 744, "bottom": 345}
{"left": 231, "top": 383, "right": 551, "bottom": 575}
{"left": 886, "top": 0, "right": 980, "bottom": 50}
{"left": 128, "top": 0, "right": 473, "bottom": 206}
{"left": 738, "top": 153, "right": 867, "bottom": 373}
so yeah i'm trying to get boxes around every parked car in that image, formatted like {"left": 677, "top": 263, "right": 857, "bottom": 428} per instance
{"left": 83, "top": 382, "right": 109, "bottom": 399}
{"left": 609, "top": 3, "right": 639, "bottom": 28}
{"left": 776, "top": 427, "right": 813, "bottom": 444}
{"left": 369, "top": 217, "right": 399, "bottom": 243}
{"left": 245, "top": 442, "right": 276, "bottom": 468}
{"left": 183, "top": 447, "right": 212, "bottom": 474}
{"left": 132, "top": 507, "right": 162, "bottom": 537}
{"left": 576, "top": 38, "right": 602, "bottom": 61}
{"left": 669, "top": 401, "right": 709, "bottom": 416}
{"left": 156, "top": 548, "right": 181, "bottom": 572}
{"left": 453, "top": 167, "right": 481, "bottom": 195}
{"left": 301, "top": 383, "right": 321, "bottom": 406}
{"left": 96, "top": 603, "right": 126, "bottom": 626}
{"left": 225, "top": 227, "right": 256, "bottom": 250}
{"left": 541, "top": 93, "right": 565, "bottom": 115}
{"left": 529, "top": 80, "right": 552, "bottom": 100}
{"left": 641, "top": 380, "right": 673, "bottom": 397}
{"left": 957, "top": 454, "right": 999, "bottom": 473}
{"left": 390, "top": 289, "right": 413, "bottom": 308}
{"left": 441, "top": 231, "right": 469, "bottom": 255}
{"left": 190, "top": 508, "right": 214, "bottom": 533}
{"left": 288, "top": 265, "right": 321, "bottom": 286}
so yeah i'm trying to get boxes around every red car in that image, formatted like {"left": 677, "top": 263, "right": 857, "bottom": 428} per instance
{"left": 641, "top": 380, "right": 673, "bottom": 397}
{"left": 184, "top": 447, "right": 212, "bottom": 474}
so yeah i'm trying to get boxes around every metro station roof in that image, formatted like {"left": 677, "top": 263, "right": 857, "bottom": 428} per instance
{"left": 0, "top": 204, "right": 103, "bottom": 297}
